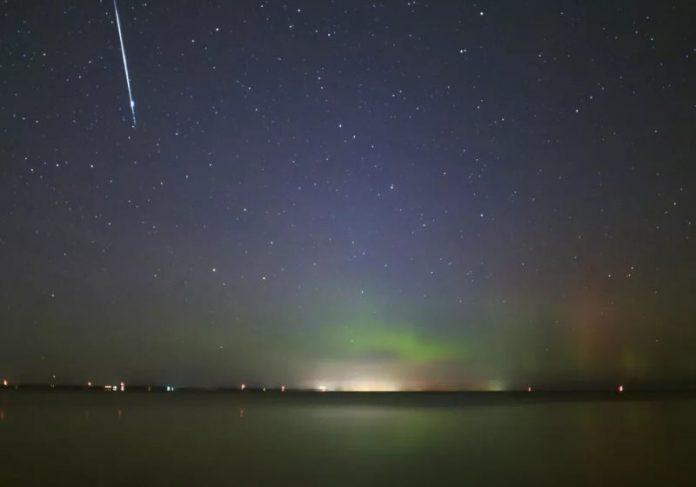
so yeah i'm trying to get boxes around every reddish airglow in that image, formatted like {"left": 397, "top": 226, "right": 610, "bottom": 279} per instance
{"left": 618, "top": 384, "right": 624, "bottom": 393}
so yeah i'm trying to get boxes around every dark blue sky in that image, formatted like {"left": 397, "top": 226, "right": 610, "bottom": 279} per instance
{"left": 1, "top": 1, "right": 695, "bottom": 390}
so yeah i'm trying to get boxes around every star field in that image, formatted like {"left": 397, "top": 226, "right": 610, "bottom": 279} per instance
{"left": 1, "top": 0, "right": 695, "bottom": 390}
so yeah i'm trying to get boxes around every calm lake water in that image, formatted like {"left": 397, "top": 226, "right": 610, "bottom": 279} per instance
{"left": 1, "top": 391, "right": 695, "bottom": 486}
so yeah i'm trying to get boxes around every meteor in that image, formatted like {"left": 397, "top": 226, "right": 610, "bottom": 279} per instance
{"left": 113, "top": 0, "right": 136, "bottom": 127}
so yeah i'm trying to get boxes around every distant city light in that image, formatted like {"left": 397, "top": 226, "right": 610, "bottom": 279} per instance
{"left": 2, "top": 379, "right": 7, "bottom": 387}
{"left": 240, "top": 383, "right": 246, "bottom": 391}
{"left": 618, "top": 384, "right": 624, "bottom": 393}
{"left": 527, "top": 386, "right": 533, "bottom": 393}
{"left": 281, "top": 385, "right": 286, "bottom": 392}
{"left": 112, "top": 385, "right": 118, "bottom": 392}
{"left": 166, "top": 386, "right": 174, "bottom": 392}
{"left": 87, "top": 381, "right": 92, "bottom": 387}
{"left": 315, "top": 380, "right": 400, "bottom": 392}
{"left": 120, "top": 382, "right": 125, "bottom": 392}
{"left": 486, "top": 379, "right": 506, "bottom": 392}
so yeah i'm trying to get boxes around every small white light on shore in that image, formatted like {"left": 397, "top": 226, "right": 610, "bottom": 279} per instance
{"left": 618, "top": 384, "right": 624, "bottom": 393}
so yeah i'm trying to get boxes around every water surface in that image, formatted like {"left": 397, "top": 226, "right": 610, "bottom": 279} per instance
{"left": 1, "top": 391, "right": 694, "bottom": 485}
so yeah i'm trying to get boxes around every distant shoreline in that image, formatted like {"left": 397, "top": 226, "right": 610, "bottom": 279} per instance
{"left": 3, "top": 384, "right": 696, "bottom": 395}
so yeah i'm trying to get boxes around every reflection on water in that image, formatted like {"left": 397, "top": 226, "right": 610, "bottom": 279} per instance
{"left": 0, "top": 392, "right": 695, "bottom": 486}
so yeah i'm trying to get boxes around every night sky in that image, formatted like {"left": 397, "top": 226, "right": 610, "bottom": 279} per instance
{"left": 1, "top": 1, "right": 695, "bottom": 391}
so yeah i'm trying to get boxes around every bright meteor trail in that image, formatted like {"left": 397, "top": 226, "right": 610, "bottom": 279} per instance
{"left": 113, "top": 0, "right": 136, "bottom": 127}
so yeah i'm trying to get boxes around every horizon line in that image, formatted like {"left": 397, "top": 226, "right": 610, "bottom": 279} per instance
{"left": 4, "top": 383, "right": 696, "bottom": 394}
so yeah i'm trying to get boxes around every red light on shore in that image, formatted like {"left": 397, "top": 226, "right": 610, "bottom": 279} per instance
{"left": 618, "top": 384, "right": 624, "bottom": 393}
{"left": 120, "top": 382, "right": 125, "bottom": 392}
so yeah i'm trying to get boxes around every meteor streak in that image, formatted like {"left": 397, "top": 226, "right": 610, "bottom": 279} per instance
{"left": 113, "top": 0, "right": 136, "bottom": 127}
